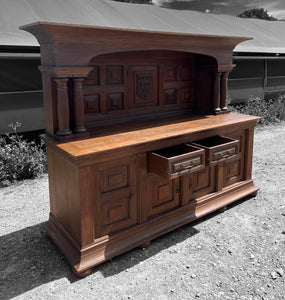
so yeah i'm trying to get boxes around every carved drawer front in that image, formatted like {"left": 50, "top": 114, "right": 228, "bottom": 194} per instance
{"left": 191, "top": 136, "right": 240, "bottom": 167}
{"left": 97, "top": 158, "right": 137, "bottom": 236}
{"left": 148, "top": 144, "right": 205, "bottom": 179}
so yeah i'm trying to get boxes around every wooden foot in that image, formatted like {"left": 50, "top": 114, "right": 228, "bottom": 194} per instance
{"left": 250, "top": 190, "right": 259, "bottom": 197}
{"left": 73, "top": 268, "right": 92, "bottom": 278}
{"left": 218, "top": 206, "right": 227, "bottom": 213}
{"left": 138, "top": 241, "right": 151, "bottom": 249}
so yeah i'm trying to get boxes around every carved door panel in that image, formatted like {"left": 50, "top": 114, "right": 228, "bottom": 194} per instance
{"left": 181, "top": 167, "right": 215, "bottom": 205}
{"left": 95, "top": 157, "right": 137, "bottom": 236}
{"left": 222, "top": 131, "right": 245, "bottom": 187}
{"left": 145, "top": 173, "right": 180, "bottom": 219}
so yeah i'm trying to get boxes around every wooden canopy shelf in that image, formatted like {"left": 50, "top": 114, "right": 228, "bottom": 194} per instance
{"left": 21, "top": 22, "right": 259, "bottom": 277}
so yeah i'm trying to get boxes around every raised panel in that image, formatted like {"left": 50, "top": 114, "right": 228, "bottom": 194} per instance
{"left": 181, "top": 166, "right": 215, "bottom": 205}
{"left": 180, "top": 87, "right": 193, "bottom": 104}
{"left": 84, "top": 66, "right": 99, "bottom": 86}
{"left": 164, "top": 89, "right": 177, "bottom": 105}
{"left": 164, "top": 65, "right": 177, "bottom": 81}
{"left": 106, "top": 66, "right": 123, "bottom": 84}
{"left": 147, "top": 174, "right": 180, "bottom": 218}
{"left": 193, "top": 167, "right": 210, "bottom": 191}
{"left": 103, "top": 197, "right": 129, "bottom": 226}
{"left": 84, "top": 94, "right": 100, "bottom": 113}
{"left": 107, "top": 93, "right": 124, "bottom": 111}
{"left": 180, "top": 66, "right": 193, "bottom": 81}
{"left": 101, "top": 164, "right": 129, "bottom": 193}
{"left": 97, "top": 157, "right": 137, "bottom": 236}
{"left": 99, "top": 187, "right": 136, "bottom": 235}
{"left": 223, "top": 159, "right": 241, "bottom": 187}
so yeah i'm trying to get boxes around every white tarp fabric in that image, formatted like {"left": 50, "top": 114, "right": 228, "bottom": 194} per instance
{"left": 1, "top": 0, "right": 285, "bottom": 53}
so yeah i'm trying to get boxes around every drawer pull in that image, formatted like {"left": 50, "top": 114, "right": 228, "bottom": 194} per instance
{"left": 181, "top": 162, "right": 193, "bottom": 170}
{"left": 223, "top": 154, "right": 230, "bottom": 158}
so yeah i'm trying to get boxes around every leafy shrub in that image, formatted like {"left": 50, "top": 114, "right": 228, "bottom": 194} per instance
{"left": 228, "top": 94, "right": 285, "bottom": 125}
{"left": 0, "top": 122, "right": 47, "bottom": 187}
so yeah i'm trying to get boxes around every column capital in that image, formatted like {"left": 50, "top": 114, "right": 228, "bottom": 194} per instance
{"left": 39, "top": 66, "right": 92, "bottom": 78}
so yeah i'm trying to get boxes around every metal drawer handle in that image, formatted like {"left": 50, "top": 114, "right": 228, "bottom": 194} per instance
{"left": 181, "top": 161, "right": 194, "bottom": 170}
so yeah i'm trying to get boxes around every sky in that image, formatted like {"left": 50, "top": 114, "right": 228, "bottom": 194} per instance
{"left": 152, "top": 0, "right": 285, "bottom": 19}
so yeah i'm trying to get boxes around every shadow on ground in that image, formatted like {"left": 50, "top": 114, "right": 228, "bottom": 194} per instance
{"left": 0, "top": 198, "right": 252, "bottom": 299}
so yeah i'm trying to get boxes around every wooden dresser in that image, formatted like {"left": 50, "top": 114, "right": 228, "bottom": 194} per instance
{"left": 21, "top": 22, "right": 259, "bottom": 277}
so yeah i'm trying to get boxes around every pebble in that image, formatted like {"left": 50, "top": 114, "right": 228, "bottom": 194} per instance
{"left": 191, "top": 273, "right": 197, "bottom": 278}
{"left": 228, "top": 249, "right": 233, "bottom": 254}
{"left": 276, "top": 268, "right": 284, "bottom": 277}
{"left": 281, "top": 212, "right": 285, "bottom": 216}
{"left": 271, "top": 272, "right": 278, "bottom": 279}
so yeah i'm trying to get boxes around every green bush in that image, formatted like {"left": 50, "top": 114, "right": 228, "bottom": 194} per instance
{"left": 228, "top": 94, "right": 285, "bottom": 125}
{"left": 0, "top": 123, "right": 47, "bottom": 187}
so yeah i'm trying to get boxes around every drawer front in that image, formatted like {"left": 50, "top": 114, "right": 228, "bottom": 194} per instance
{"left": 211, "top": 146, "right": 237, "bottom": 162}
{"left": 172, "top": 154, "right": 204, "bottom": 174}
{"left": 192, "top": 136, "right": 239, "bottom": 166}
{"left": 148, "top": 144, "right": 205, "bottom": 179}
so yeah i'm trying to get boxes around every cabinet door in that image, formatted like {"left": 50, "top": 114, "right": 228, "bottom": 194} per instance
{"left": 181, "top": 166, "right": 215, "bottom": 205}
{"left": 222, "top": 131, "right": 245, "bottom": 187}
{"left": 96, "top": 157, "right": 137, "bottom": 236}
{"left": 145, "top": 173, "right": 180, "bottom": 219}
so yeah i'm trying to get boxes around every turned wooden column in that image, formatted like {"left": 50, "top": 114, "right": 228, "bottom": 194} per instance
{"left": 73, "top": 77, "right": 87, "bottom": 133}
{"left": 221, "top": 72, "right": 229, "bottom": 112}
{"left": 213, "top": 72, "right": 222, "bottom": 113}
{"left": 54, "top": 78, "right": 72, "bottom": 136}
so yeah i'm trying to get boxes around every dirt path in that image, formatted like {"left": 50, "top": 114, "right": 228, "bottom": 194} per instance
{"left": 0, "top": 122, "right": 285, "bottom": 300}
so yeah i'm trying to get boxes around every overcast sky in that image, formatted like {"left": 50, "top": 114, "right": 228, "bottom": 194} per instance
{"left": 152, "top": 0, "right": 285, "bottom": 19}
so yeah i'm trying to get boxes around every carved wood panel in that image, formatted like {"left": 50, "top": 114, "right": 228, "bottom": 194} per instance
{"left": 164, "top": 89, "right": 177, "bottom": 105}
{"left": 84, "top": 66, "right": 99, "bottom": 86}
{"left": 129, "top": 66, "right": 158, "bottom": 108}
{"left": 222, "top": 130, "right": 245, "bottom": 187}
{"left": 146, "top": 174, "right": 180, "bottom": 218}
{"left": 84, "top": 95, "right": 100, "bottom": 114}
{"left": 84, "top": 51, "right": 196, "bottom": 122}
{"left": 181, "top": 166, "right": 215, "bottom": 205}
{"left": 96, "top": 157, "right": 137, "bottom": 236}
{"left": 107, "top": 93, "right": 124, "bottom": 111}
{"left": 223, "top": 159, "right": 241, "bottom": 187}
{"left": 106, "top": 66, "right": 123, "bottom": 84}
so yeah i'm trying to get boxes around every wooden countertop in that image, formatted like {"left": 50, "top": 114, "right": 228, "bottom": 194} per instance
{"left": 43, "top": 112, "right": 259, "bottom": 164}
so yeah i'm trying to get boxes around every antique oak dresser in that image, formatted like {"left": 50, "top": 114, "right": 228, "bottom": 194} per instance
{"left": 21, "top": 22, "right": 259, "bottom": 277}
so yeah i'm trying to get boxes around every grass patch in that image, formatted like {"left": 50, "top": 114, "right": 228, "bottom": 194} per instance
{"left": 228, "top": 94, "right": 285, "bottom": 125}
{"left": 0, "top": 123, "right": 47, "bottom": 187}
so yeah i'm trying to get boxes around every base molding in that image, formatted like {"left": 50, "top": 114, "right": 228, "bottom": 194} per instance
{"left": 46, "top": 180, "right": 258, "bottom": 277}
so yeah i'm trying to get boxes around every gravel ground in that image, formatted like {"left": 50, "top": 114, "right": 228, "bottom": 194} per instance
{"left": 0, "top": 122, "right": 285, "bottom": 300}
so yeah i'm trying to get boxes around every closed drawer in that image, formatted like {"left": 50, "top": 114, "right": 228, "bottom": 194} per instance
{"left": 148, "top": 144, "right": 205, "bottom": 179}
{"left": 191, "top": 136, "right": 240, "bottom": 166}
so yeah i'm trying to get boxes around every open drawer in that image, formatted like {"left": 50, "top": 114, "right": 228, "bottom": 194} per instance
{"left": 148, "top": 144, "right": 205, "bottom": 179}
{"left": 191, "top": 136, "right": 240, "bottom": 166}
